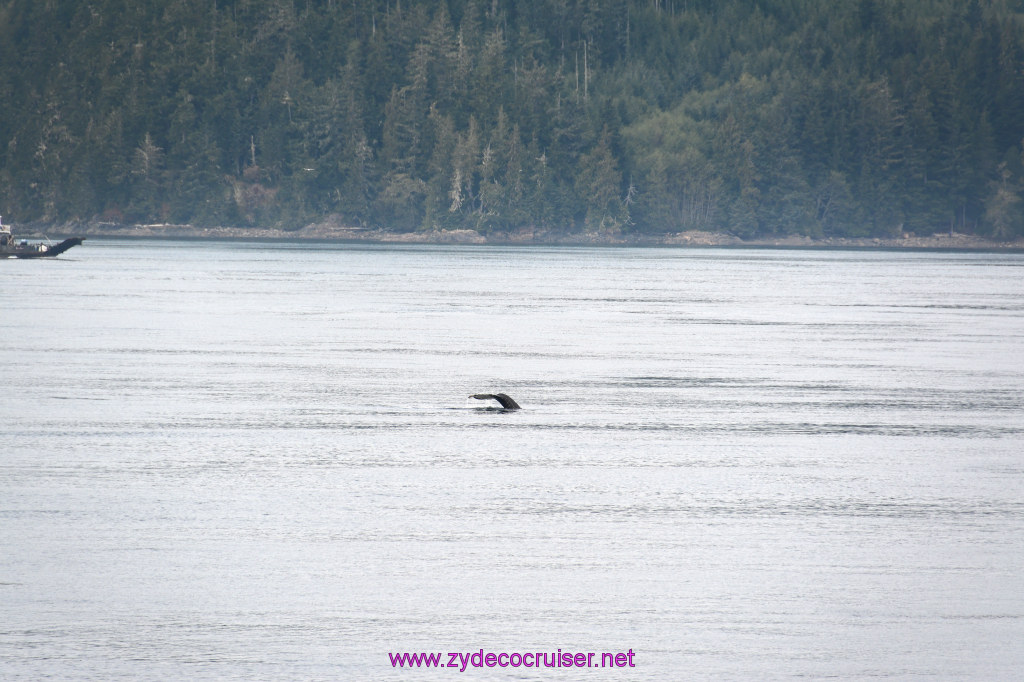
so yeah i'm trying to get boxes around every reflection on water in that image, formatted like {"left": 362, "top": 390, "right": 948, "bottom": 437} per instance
{"left": 2, "top": 242, "right": 1023, "bottom": 679}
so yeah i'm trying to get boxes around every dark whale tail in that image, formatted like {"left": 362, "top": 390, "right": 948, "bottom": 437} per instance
{"left": 47, "top": 237, "right": 84, "bottom": 257}
{"left": 470, "top": 393, "right": 521, "bottom": 410}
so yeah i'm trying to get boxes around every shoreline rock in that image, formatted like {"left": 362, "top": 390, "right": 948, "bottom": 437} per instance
{"left": 21, "top": 220, "right": 1024, "bottom": 251}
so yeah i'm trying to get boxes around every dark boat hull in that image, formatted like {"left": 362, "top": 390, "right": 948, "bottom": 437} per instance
{"left": 1, "top": 237, "right": 84, "bottom": 258}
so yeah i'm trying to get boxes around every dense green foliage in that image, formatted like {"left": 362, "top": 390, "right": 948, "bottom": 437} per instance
{"left": 3, "top": 0, "right": 1024, "bottom": 237}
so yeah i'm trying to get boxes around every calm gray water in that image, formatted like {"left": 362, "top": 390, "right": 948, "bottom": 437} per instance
{"left": 2, "top": 241, "right": 1023, "bottom": 680}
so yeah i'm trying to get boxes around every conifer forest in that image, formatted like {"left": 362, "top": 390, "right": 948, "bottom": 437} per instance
{"left": 3, "top": 0, "right": 1024, "bottom": 238}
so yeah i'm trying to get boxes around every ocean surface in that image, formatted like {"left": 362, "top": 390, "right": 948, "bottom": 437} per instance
{"left": 2, "top": 240, "right": 1023, "bottom": 680}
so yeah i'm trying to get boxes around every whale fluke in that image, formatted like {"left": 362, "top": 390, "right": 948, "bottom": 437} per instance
{"left": 470, "top": 393, "right": 521, "bottom": 410}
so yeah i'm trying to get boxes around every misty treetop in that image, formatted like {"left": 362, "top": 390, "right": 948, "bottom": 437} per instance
{"left": 2, "top": 0, "right": 1024, "bottom": 238}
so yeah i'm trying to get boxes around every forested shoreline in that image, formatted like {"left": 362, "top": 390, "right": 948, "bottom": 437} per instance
{"left": 3, "top": 0, "right": 1024, "bottom": 239}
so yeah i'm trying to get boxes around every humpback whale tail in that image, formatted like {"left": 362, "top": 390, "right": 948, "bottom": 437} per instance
{"left": 470, "top": 393, "right": 521, "bottom": 410}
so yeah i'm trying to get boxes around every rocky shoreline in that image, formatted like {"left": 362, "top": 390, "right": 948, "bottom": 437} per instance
{"left": 26, "top": 219, "right": 1024, "bottom": 250}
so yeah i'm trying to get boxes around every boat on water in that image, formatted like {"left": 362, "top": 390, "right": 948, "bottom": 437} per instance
{"left": 0, "top": 216, "right": 84, "bottom": 258}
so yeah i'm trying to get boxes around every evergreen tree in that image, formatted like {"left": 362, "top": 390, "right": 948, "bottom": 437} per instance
{"left": 0, "top": 0, "right": 1022, "bottom": 238}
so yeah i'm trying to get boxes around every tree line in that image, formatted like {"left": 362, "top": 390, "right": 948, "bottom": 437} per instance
{"left": 2, "top": 0, "right": 1024, "bottom": 238}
